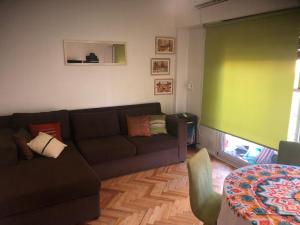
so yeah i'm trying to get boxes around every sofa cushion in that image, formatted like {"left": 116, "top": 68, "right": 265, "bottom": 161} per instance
{"left": 29, "top": 122, "right": 62, "bottom": 141}
{"left": 0, "top": 140, "right": 99, "bottom": 218}
{"left": 71, "top": 111, "right": 120, "bottom": 140}
{"left": 127, "top": 134, "right": 178, "bottom": 155}
{"left": 150, "top": 115, "right": 167, "bottom": 135}
{"left": 127, "top": 115, "right": 151, "bottom": 137}
{"left": 27, "top": 132, "right": 67, "bottom": 158}
{"left": 76, "top": 135, "right": 136, "bottom": 164}
{"left": 13, "top": 128, "right": 34, "bottom": 160}
{"left": 0, "top": 128, "right": 18, "bottom": 166}
{"left": 118, "top": 103, "right": 162, "bottom": 135}
{"left": 12, "top": 110, "right": 70, "bottom": 140}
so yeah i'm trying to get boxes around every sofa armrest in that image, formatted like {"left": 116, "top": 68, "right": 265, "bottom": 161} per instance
{"left": 166, "top": 115, "right": 187, "bottom": 161}
{"left": 0, "top": 128, "right": 18, "bottom": 166}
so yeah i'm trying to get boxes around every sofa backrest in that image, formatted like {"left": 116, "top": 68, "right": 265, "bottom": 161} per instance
{"left": 12, "top": 110, "right": 71, "bottom": 140}
{"left": 71, "top": 110, "right": 120, "bottom": 140}
{"left": 0, "top": 102, "right": 161, "bottom": 141}
{"left": 70, "top": 102, "right": 162, "bottom": 136}
{"left": 0, "top": 128, "right": 18, "bottom": 166}
{"left": 0, "top": 116, "right": 12, "bottom": 129}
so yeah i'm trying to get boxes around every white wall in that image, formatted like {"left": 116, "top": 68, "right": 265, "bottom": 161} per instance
{"left": 199, "top": 0, "right": 300, "bottom": 24}
{"left": 175, "top": 0, "right": 201, "bottom": 28}
{"left": 186, "top": 27, "right": 205, "bottom": 119}
{"left": 174, "top": 28, "right": 189, "bottom": 113}
{"left": 1, "top": 0, "right": 299, "bottom": 119}
{"left": 0, "top": 0, "right": 178, "bottom": 115}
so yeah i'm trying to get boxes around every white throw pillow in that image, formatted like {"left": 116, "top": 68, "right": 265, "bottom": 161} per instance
{"left": 27, "top": 132, "right": 67, "bottom": 158}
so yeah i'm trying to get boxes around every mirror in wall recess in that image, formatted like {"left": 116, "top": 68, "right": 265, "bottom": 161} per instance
{"left": 63, "top": 40, "right": 127, "bottom": 65}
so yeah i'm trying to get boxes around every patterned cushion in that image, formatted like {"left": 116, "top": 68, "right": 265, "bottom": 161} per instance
{"left": 117, "top": 103, "right": 162, "bottom": 135}
{"left": 127, "top": 115, "right": 151, "bottom": 137}
{"left": 150, "top": 115, "right": 167, "bottom": 135}
{"left": 29, "top": 123, "right": 62, "bottom": 141}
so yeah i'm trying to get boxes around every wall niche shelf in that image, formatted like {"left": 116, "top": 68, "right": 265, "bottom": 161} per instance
{"left": 63, "top": 40, "right": 127, "bottom": 66}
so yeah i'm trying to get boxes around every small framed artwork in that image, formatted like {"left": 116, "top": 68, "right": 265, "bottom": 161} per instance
{"left": 155, "top": 36, "right": 176, "bottom": 54}
{"left": 151, "top": 58, "right": 170, "bottom": 75}
{"left": 154, "top": 79, "right": 174, "bottom": 95}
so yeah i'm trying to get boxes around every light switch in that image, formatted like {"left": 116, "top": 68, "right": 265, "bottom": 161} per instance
{"left": 187, "top": 82, "right": 193, "bottom": 90}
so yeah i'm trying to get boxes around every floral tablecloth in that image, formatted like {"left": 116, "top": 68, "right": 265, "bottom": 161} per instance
{"left": 219, "top": 164, "right": 300, "bottom": 225}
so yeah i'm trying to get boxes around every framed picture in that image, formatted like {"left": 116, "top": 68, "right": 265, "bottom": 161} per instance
{"left": 154, "top": 79, "right": 173, "bottom": 95}
{"left": 151, "top": 58, "right": 170, "bottom": 75}
{"left": 155, "top": 36, "right": 175, "bottom": 54}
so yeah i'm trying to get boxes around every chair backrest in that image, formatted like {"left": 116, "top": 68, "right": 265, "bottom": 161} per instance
{"left": 187, "top": 148, "right": 213, "bottom": 217}
{"left": 278, "top": 141, "right": 300, "bottom": 166}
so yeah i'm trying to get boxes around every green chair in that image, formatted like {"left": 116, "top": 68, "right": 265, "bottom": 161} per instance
{"left": 187, "top": 148, "right": 221, "bottom": 225}
{"left": 278, "top": 141, "right": 300, "bottom": 166}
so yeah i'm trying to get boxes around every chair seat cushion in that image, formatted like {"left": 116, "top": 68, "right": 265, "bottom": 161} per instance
{"left": 76, "top": 135, "right": 136, "bottom": 164}
{"left": 0, "top": 141, "right": 99, "bottom": 218}
{"left": 128, "top": 134, "right": 178, "bottom": 155}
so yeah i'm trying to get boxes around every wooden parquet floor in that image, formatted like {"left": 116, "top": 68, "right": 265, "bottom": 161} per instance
{"left": 85, "top": 150, "right": 233, "bottom": 225}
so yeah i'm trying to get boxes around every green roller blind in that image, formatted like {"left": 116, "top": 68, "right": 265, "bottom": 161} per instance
{"left": 201, "top": 9, "right": 300, "bottom": 149}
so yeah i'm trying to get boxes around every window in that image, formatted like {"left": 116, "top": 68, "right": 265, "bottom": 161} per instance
{"left": 220, "top": 134, "right": 277, "bottom": 168}
{"left": 288, "top": 37, "right": 300, "bottom": 141}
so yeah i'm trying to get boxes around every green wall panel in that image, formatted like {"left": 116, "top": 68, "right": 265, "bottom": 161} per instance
{"left": 202, "top": 9, "right": 300, "bottom": 149}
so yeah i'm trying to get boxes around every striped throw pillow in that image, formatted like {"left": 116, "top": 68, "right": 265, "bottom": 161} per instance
{"left": 150, "top": 115, "right": 167, "bottom": 135}
{"left": 255, "top": 148, "right": 275, "bottom": 164}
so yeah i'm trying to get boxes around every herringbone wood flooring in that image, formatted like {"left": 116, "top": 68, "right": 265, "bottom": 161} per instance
{"left": 85, "top": 150, "right": 233, "bottom": 225}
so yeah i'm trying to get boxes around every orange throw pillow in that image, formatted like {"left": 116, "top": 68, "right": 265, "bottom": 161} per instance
{"left": 29, "top": 123, "right": 62, "bottom": 141}
{"left": 127, "top": 115, "right": 151, "bottom": 137}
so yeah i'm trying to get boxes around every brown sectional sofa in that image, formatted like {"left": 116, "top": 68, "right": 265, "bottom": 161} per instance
{"left": 0, "top": 111, "right": 100, "bottom": 225}
{"left": 71, "top": 103, "right": 187, "bottom": 179}
{"left": 0, "top": 102, "right": 187, "bottom": 225}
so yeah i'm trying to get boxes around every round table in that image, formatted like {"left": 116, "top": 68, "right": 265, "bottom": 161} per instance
{"left": 217, "top": 164, "right": 300, "bottom": 225}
